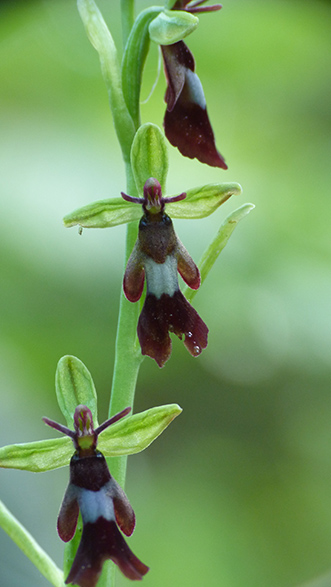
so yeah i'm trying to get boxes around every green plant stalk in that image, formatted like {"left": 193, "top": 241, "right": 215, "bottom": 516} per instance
{"left": 121, "top": 0, "right": 135, "bottom": 47}
{"left": 97, "top": 166, "right": 144, "bottom": 587}
{"left": 0, "top": 500, "right": 66, "bottom": 587}
{"left": 97, "top": 0, "right": 147, "bottom": 579}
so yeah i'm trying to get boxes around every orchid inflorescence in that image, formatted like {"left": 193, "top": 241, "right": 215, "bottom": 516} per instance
{"left": 0, "top": 1, "right": 253, "bottom": 586}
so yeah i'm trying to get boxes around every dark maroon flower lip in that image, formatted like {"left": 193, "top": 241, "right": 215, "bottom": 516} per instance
{"left": 65, "top": 518, "right": 149, "bottom": 586}
{"left": 138, "top": 291, "right": 208, "bottom": 368}
{"left": 162, "top": 41, "right": 227, "bottom": 169}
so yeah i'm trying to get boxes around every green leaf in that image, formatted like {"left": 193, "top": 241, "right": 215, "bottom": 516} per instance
{"left": 131, "top": 123, "right": 169, "bottom": 196}
{"left": 122, "top": 7, "right": 162, "bottom": 128}
{"left": 184, "top": 203, "right": 255, "bottom": 302}
{"left": 167, "top": 183, "right": 242, "bottom": 219}
{"left": 0, "top": 500, "right": 66, "bottom": 587}
{"left": 55, "top": 356, "right": 98, "bottom": 428}
{"left": 98, "top": 403, "right": 182, "bottom": 456}
{"left": 77, "top": 0, "right": 135, "bottom": 163}
{"left": 149, "top": 10, "right": 198, "bottom": 45}
{"left": 0, "top": 437, "right": 72, "bottom": 472}
{"left": 63, "top": 197, "right": 141, "bottom": 229}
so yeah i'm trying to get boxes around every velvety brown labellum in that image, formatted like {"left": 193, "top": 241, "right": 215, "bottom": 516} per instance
{"left": 138, "top": 291, "right": 208, "bottom": 367}
{"left": 162, "top": 41, "right": 227, "bottom": 169}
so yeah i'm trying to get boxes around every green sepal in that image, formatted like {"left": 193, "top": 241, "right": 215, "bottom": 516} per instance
{"left": 55, "top": 355, "right": 98, "bottom": 428}
{"left": 0, "top": 405, "right": 182, "bottom": 472}
{"left": 122, "top": 7, "right": 162, "bottom": 128}
{"left": 63, "top": 197, "right": 141, "bottom": 229}
{"left": 98, "top": 403, "right": 182, "bottom": 456}
{"left": 131, "top": 123, "right": 169, "bottom": 196}
{"left": 167, "top": 182, "right": 242, "bottom": 219}
{"left": 184, "top": 203, "right": 255, "bottom": 302}
{"left": 63, "top": 182, "right": 241, "bottom": 229}
{"left": 149, "top": 10, "right": 198, "bottom": 45}
{"left": 0, "top": 437, "right": 72, "bottom": 473}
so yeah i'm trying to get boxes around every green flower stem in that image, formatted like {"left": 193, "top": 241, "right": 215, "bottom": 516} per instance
{"left": 108, "top": 165, "right": 143, "bottom": 486}
{"left": 120, "top": 0, "right": 135, "bottom": 48}
{"left": 0, "top": 500, "right": 66, "bottom": 587}
{"left": 99, "top": 166, "right": 143, "bottom": 587}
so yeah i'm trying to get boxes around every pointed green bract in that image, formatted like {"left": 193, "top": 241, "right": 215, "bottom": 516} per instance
{"left": 131, "top": 123, "right": 169, "bottom": 196}
{"left": 149, "top": 10, "right": 198, "bottom": 45}
{"left": 122, "top": 7, "right": 162, "bottom": 128}
{"left": 56, "top": 355, "right": 98, "bottom": 428}
{"left": 63, "top": 197, "right": 141, "bottom": 228}
{"left": 98, "top": 403, "right": 182, "bottom": 456}
{"left": 167, "top": 183, "right": 242, "bottom": 219}
{"left": 184, "top": 203, "right": 255, "bottom": 302}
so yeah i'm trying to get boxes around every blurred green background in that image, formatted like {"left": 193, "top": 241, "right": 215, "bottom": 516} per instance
{"left": 1, "top": 0, "right": 331, "bottom": 586}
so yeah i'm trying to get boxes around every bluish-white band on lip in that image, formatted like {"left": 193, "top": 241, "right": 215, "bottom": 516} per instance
{"left": 185, "top": 69, "right": 206, "bottom": 108}
{"left": 144, "top": 255, "right": 179, "bottom": 299}
{"left": 78, "top": 484, "right": 115, "bottom": 523}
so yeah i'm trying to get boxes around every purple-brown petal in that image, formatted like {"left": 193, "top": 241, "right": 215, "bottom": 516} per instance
{"left": 123, "top": 242, "right": 145, "bottom": 302}
{"left": 106, "top": 477, "right": 136, "bottom": 537}
{"left": 138, "top": 291, "right": 208, "bottom": 367}
{"left": 65, "top": 518, "right": 149, "bottom": 586}
{"left": 176, "top": 239, "right": 200, "bottom": 289}
{"left": 57, "top": 484, "right": 79, "bottom": 542}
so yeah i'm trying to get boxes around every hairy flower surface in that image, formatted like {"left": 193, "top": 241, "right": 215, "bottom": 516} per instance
{"left": 122, "top": 178, "right": 208, "bottom": 367}
{"left": 43, "top": 406, "right": 149, "bottom": 585}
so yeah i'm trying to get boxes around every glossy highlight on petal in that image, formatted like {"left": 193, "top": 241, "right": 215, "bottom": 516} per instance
{"left": 138, "top": 291, "right": 208, "bottom": 367}
{"left": 162, "top": 41, "right": 227, "bottom": 169}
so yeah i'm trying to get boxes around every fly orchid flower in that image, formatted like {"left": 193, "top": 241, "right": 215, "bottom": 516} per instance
{"left": 161, "top": 1, "right": 227, "bottom": 169}
{"left": 121, "top": 177, "right": 208, "bottom": 368}
{"left": 43, "top": 405, "right": 149, "bottom": 585}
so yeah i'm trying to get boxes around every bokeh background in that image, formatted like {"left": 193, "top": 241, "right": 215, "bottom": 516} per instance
{"left": 1, "top": 0, "right": 331, "bottom": 586}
